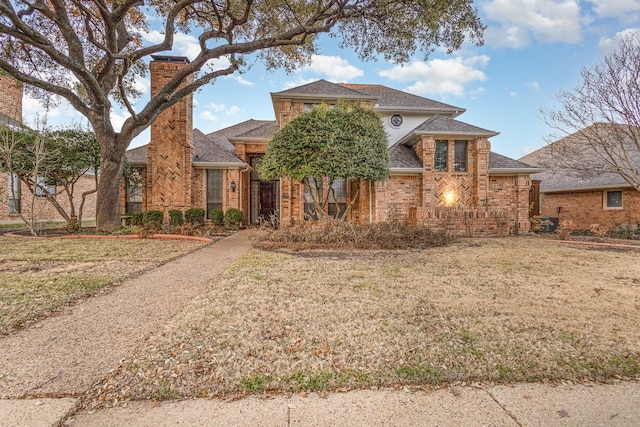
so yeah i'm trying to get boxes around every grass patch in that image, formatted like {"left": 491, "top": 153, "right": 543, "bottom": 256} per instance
{"left": 91, "top": 238, "right": 640, "bottom": 403}
{"left": 0, "top": 237, "right": 207, "bottom": 335}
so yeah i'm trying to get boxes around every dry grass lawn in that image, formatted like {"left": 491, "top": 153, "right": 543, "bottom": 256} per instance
{"left": 93, "top": 237, "right": 640, "bottom": 403}
{"left": 0, "top": 237, "right": 208, "bottom": 335}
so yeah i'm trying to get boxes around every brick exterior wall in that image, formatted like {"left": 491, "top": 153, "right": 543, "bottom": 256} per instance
{"left": 146, "top": 57, "right": 194, "bottom": 216}
{"left": 0, "top": 173, "right": 97, "bottom": 222}
{"left": 0, "top": 73, "right": 22, "bottom": 122}
{"left": 540, "top": 188, "right": 640, "bottom": 230}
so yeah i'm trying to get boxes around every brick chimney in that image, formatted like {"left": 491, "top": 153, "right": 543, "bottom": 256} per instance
{"left": 147, "top": 55, "right": 194, "bottom": 213}
{"left": 0, "top": 72, "right": 23, "bottom": 122}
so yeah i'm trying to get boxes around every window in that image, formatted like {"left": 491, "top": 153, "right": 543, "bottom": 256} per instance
{"left": 328, "top": 179, "right": 347, "bottom": 218}
{"left": 605, "top": 190, "right": 623, "bottom": 209}
{"left": 35, "top": 176, "right": 55, "bottom": 197}
{"left": 303, "top": 176, "right": 322, "bottom": 220}
{"left": 435, "top": 140, "right": 448, "bottom": 171}
{"left": 126, "top": 168, "right": 144, "bottom": 213}
{"left": 390, "top": 114, "right": 403, "bottom": 127}
{"left": 303, "top": 178, "right": 347, "bottom": 219}
{"left": 207, "top": 169, "right": 223, "bottom": 216}
{"left": 7, "top": 174, "right": 20, "bottom": 214}
{"left": 454, "top": 140, "right": 468, "bottom": 172}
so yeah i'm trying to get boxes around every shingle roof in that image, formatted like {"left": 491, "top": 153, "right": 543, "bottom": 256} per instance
{"left": 413, "top": 115, "right": 498, "bottom": 137}
{"left": 0, "top": 111, "right": 21, "bottom": 128}
{"left": 126, "top": 145, "right": 147, "bottom": 164}
{"left": 272, "top": 79, "right": 377, "bottom": 99}
{"left": 341, "top": 84, "right": 463, "bottom": 114}
{"left": 389, "top": 142, "right": 422, "bottom": 169}
{"left": 489, "top": 152, "right": 540, "bottom": 172}
{"left": 231, "top": 121, "right": 278, "bottom": 140}
{"left": 192, "top": 129, "right": 244, "bottom": 164}
{"left": 126, "top": 120, "right": 277, "bottom": 166}
{"left": 520, "top": 123, "right": 640, "bottom": 192}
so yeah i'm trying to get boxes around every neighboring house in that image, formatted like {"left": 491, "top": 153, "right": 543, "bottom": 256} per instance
{"left": 520, "top": 123, "right": 640, "bottom": 230}
{"left": 0, "top": 73, "right": 97, "bottom": 223}
{"left": 126, "top": 55, "right": 539, "bottom": 235}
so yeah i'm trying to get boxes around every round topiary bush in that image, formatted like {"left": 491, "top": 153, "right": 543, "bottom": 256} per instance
{"left": 209, "top": 208, "right": 224, "bottom": 225}
{"left": 185, "top": 207, "right": 206, "bottom": 224}
{"left": 224, "top": 208, "right": 243, "bottom": 228}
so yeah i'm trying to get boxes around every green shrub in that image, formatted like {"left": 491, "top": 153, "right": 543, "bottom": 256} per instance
{"left": 168, "top": 209, "right": 184, "bottom": 226}
{"left": 224, "top": 208, "right": 243, "bottom": 227}
{"left": 142, "top": 210, "right": 164, "bottom": 224}
{"left": 185, "top": 207, "right": 205, "bottom": 224}
{"left": 209, "top": 208, "right": 224, "bottom": 225}
{"left": 131, "top": 211, "right": 144, "bottom": 226}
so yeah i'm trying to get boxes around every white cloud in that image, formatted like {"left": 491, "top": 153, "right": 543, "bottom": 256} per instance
{"left": 379, "top": 56, "right": 489, "bottom": 97}
{"left": 526, "top": 81, "right": 541, "bottom": 92}
{"left": 598, "top": 28, "right": 640, "bottom": 53}
{"left": 303, "top": 55, "right": 364, "bottom": 82}
{"left": 482, "top": 0, "right": 582, "bottom": 48}
{"left": 282, "top": 77, "right": 318, "bottom": 90}
{"left": 510, "top": 91, "right": 519, "bottom": 97}
{"left": 199, "top": 111, "right": 217, "bottom": 121}
{"left": 226, "top": 106, "right": 241, "bottom": 115}
{"left": 133, "top": 76, "right": 150, "bottom": 96}
{"left": 110, "top": 110, "right": 128, "bottom": 132}
{"left": 207, "top": 103, "right": 226, "bottom": 112}
{"left": 589, "top": 0, "right": 640, "bottom": 20}
{"left": 139, "top": 30, "right": 232, "bottom": 70}
{"left": 226, "top": 75, "right": 254, "bottom": 86}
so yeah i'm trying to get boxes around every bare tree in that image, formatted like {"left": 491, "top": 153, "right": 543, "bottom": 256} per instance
{"left": 0, "top": 0, "right": 485, "bottom": 232}
{"left": 541, "top": 31, "right": 640, "bottom": 190}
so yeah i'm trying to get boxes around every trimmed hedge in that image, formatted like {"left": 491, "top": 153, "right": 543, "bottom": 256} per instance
{"left": 209, "top": 208, "right": 224, "bottom": 225}
{"left": 185, "top": 207, "right": 205, "bottom": 224}
{"left": 224, "top": 208, "right": 243, "bottom": 227}
{"left": 168, "top": 209, "right": 184, "bottom": 226}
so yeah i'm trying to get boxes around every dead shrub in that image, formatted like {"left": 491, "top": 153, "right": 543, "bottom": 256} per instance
{"left": 256, "top": 219, "right": 453, "bottom": 249}
{"left": 556, "top": 219, "right": 578, "bottom": 240}
{"left": 589, "top": 223, "right": 608, "bottom": 238}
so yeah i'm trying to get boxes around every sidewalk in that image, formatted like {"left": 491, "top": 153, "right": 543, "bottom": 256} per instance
{"left": 2, "top": 380, "right": 639, "bottom": 426}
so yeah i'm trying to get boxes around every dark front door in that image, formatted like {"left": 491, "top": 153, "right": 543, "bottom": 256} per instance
{"left": 249, "top": 156, "right": 280, "bottom": 224}
{"left": 259, "top": 181, "right": 277, "bottom": 220}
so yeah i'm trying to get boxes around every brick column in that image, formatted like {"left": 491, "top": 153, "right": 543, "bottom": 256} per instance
{"left": 147, "top": 56, "right": 194, "bottom": 214}
{"left": 0, "top": 74, "right": 22, "bottom": 122}
{"left": 515, "top": 175, "right": 532, "bottom": 233}
{"left": 420, "top": 136, "right": 435, "bottom": 208}
{"left": 473, "top": 137, "right": 490, "bottom": 207}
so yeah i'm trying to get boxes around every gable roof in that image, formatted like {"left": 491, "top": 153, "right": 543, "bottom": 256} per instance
{"left": 126, "top": 120, "right": 276, "bottom": 166}
{"left": 520, "top": 123, "right": 640, "bottom": 192}
{"left": 397, "top": 115, "right": 498, "bottom": 146}
{"left": 340, "top": 84, "right": 464, "bottom": 116}
{"left": 271, "top": 79, "right": 376, "bottom": 100}
{"left": 489, "top": 152, "right": 541, "bottom": 174}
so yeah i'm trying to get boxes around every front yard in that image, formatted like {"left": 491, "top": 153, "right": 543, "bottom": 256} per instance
{"left": 91, "top": 238, "right": 640, "bottom": 403}
{"left": 0, "top": 237, "right": 208, "bottom": 335}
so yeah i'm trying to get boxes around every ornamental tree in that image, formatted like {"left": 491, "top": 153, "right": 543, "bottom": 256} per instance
{"left": 0, "top": 125, "right": 100, "bottom": 231}
{"left": 0, "top": 0, "right": 484, "bottom": 232}
{"left": 541, "top": 32, "right": 640, "bottom": 191}
{"left": 261, "top": 103, "right": 388, "bottom": 219}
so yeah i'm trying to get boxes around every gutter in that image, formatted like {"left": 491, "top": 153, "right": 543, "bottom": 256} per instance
{"left": 489, "top": 168, "right": 544, "bottom": 175}
{"left": 192, "top": 162, "right": 247, "bottom": 168}
{"left": 389, "top": 167, "right": 423, "bottom": 175}
{"left": 541, "top": 183, "right": 633, "bottom": 193}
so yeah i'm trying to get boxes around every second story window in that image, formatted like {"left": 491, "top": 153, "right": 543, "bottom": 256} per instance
{"left": 455, "top": 141, "right": 468, "bottom": 172}
{"left": 435, "top": 140, "right": 448, "bottom": 171}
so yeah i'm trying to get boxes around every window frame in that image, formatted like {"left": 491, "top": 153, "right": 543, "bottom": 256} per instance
{"left": 454, "top": 140, "right": 468, "bottom": 172}
{"left": 434, "top": 140, "right": 448, "bottom": 172}
{"left": 206, "top": 169, "right": 224, "bottom": 217}
{"left": 7, "top": 173, "right": 20, "bottom": 215}
{"left": 604, "top": 190, "right": 623, "bottom": 209}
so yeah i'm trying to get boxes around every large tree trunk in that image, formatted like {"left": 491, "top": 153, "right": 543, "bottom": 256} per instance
{"left": 95, "top": 132, "right": 130, "bottom": 233}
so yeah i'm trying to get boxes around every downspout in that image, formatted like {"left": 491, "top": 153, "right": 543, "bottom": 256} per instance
{"left": 239, "top": 165, "right": 250, "bottom": 224}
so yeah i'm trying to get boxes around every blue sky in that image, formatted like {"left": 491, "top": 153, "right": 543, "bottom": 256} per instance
{"left": 21, "top": 0, "right": 640, "bottom": 160}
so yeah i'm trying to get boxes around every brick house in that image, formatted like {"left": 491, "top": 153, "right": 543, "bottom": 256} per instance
{"left": 126, "top": 55, "right": 539, "bottom": 235}
{"left": 521, "top": 124, "right": 640, "bottom": 230}
{"left": 0, "top": 73, "right": 97, "bottom": 223}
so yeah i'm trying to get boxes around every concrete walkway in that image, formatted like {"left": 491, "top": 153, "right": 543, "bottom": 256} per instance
{"left": 1, "top": 230, "right": 639, "bottom": 426}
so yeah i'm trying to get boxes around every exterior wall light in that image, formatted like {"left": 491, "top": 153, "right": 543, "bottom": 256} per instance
{"left": 443, "top": 188, "right": 457, "bottom": 206}
{"left": 230, "top": 180, "right": 236, "bottom": 192}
